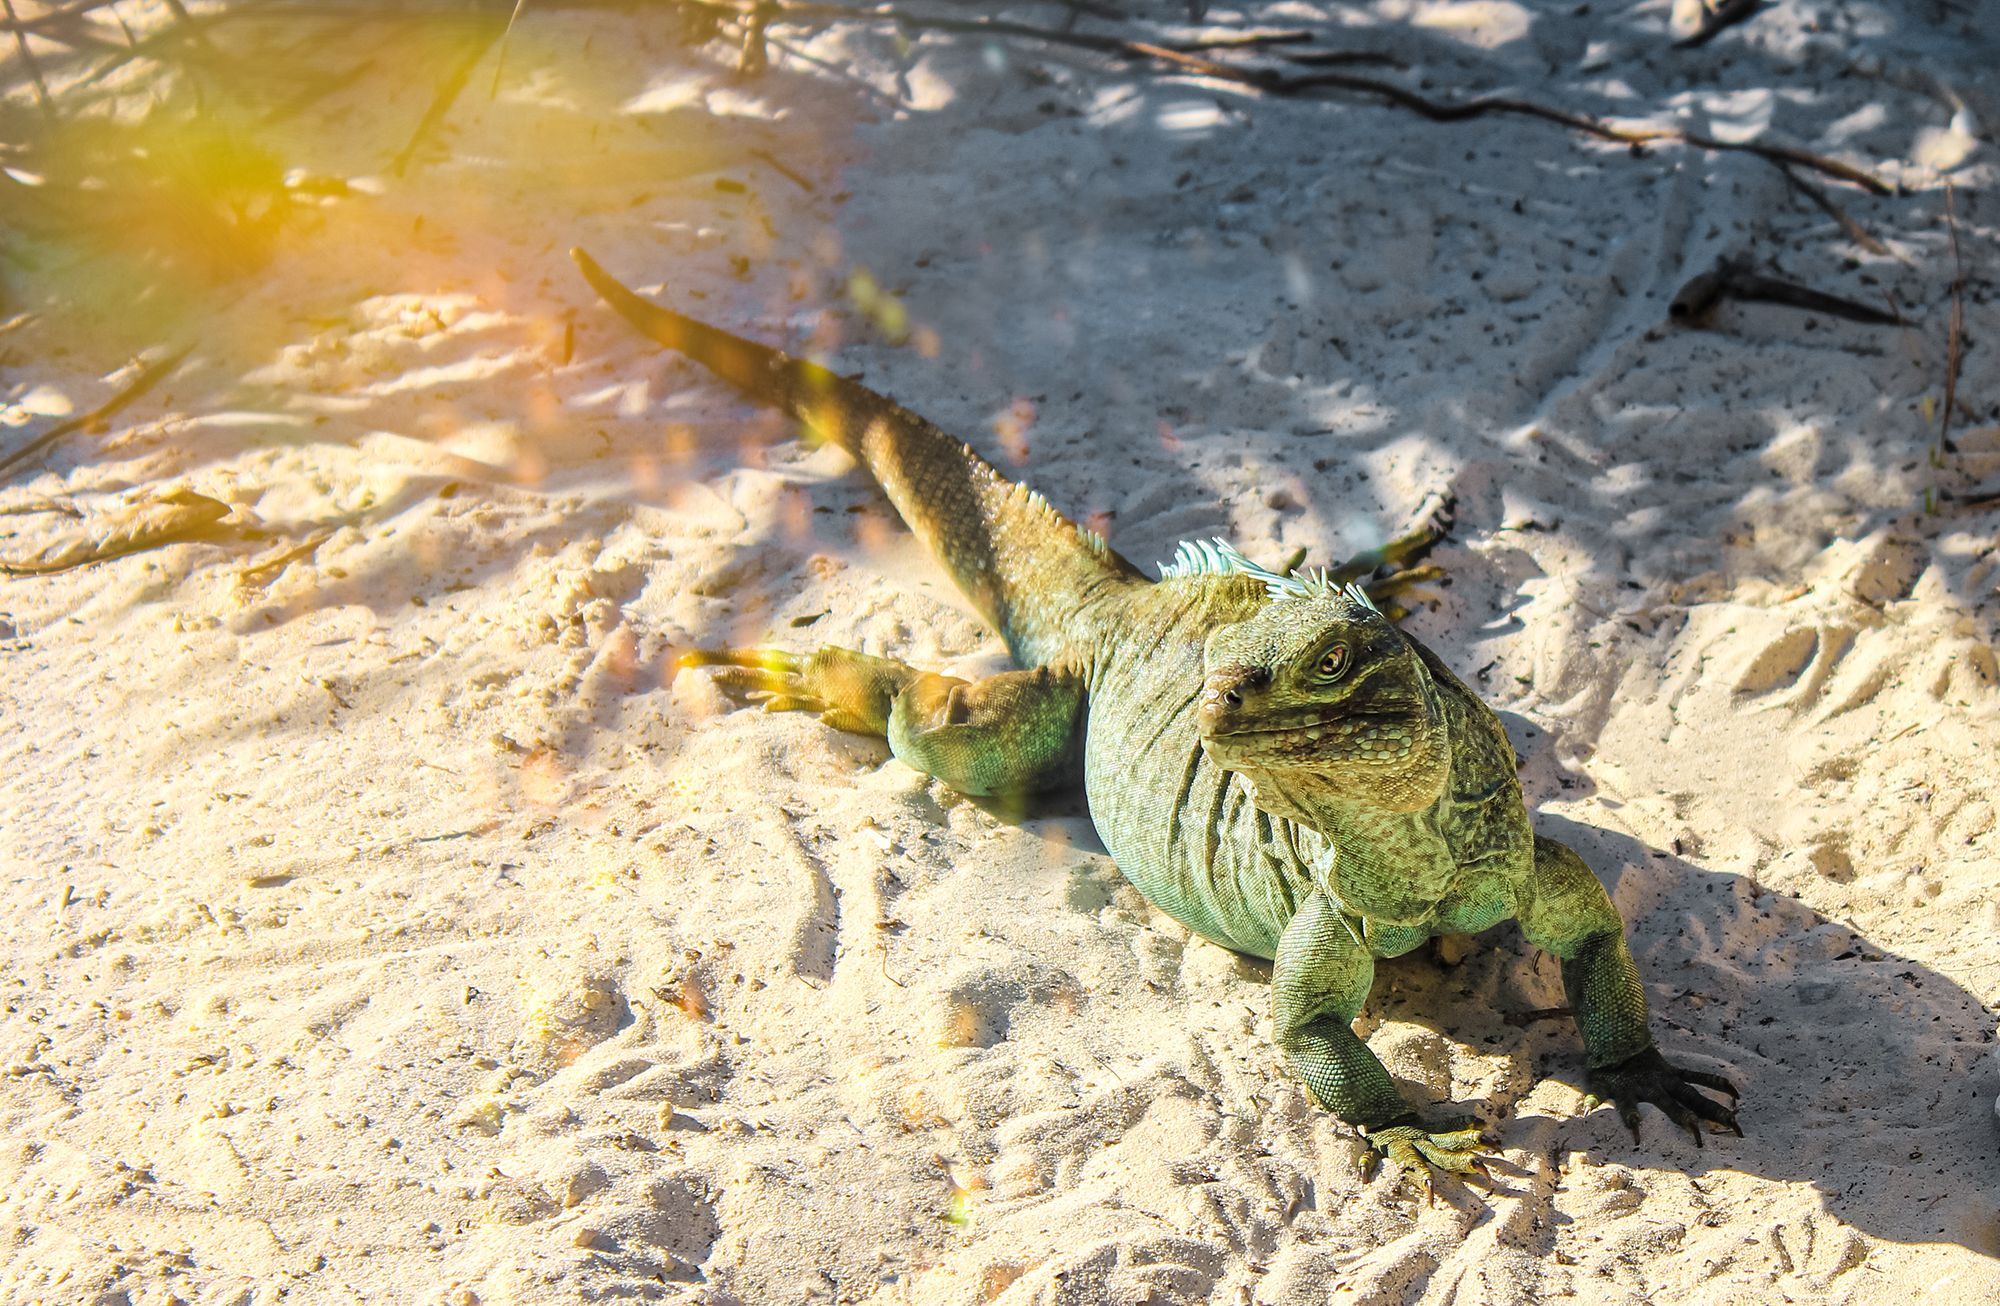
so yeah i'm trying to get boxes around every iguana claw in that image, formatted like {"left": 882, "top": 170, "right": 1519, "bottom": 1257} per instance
{"left": 1585, "top": 1047, "right": 1741, "bottom": 1145}
{"left": 1361, "top": 1115, "right": 1490, "bottom": 1186}
{"left": 679, "top": 645, "right": 918, "bottom": 736}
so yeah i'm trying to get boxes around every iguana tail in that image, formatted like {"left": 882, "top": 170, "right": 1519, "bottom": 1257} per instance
{"left": 572, "top": 247, "right": 1143, "bottom": 664}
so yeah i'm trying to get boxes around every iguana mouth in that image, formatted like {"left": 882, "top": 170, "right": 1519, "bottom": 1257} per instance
{"left": 1200, "top": 709, "right": 1414, "bottom": 743}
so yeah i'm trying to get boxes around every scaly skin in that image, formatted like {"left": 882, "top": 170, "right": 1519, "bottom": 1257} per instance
{"left": 575, "top": 249, "right": 1742, "bottom": 1179}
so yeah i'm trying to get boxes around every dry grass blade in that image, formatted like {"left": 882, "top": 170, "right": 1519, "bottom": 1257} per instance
{"left": 237, "top": 527, "right": 336, "bottom": 588}
{"left": 490, "top": 0, "right": 530, "bottom": 96}
{"left": 391, "top": 16, "right": 507, "bottom": 176}
{"left": 1, "top": 0, "right": 57, "bottom": 120}
{"left": 749, "top": 146, "right": 815, "bottom": 191}
{"left": 0, "top": 346, "right": 194, "bottom": 477}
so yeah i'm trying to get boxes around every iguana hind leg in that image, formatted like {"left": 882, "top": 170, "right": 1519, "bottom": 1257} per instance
{"left": 1519, "top": 835, "right": 1742, "bottom": 1144}
{"left": 681, "top": 646, "right": 1083, "bottom": 798}
{"left": 1274, "top": 890, "right": 1489, "bottom": 1182}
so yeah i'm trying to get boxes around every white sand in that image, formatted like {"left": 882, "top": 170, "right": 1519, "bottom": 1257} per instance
{"left": 2, "top": 2, "right": 1997, "bottom": 1302}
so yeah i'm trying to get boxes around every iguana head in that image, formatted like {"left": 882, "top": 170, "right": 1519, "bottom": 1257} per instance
{"left": 1196, "top": 591, "right": 1450, "bottom": 818}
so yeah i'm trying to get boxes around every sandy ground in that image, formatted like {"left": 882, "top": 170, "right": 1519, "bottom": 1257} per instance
{"left": 2, "top": 1, "right": 1998, "bottom": 1302}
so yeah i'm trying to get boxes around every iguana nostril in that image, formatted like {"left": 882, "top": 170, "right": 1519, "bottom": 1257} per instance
{"left": 1201, "top": 666, "right": 1266, "bottom": 721}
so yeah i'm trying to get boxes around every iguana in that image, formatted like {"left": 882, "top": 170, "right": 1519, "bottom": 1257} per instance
{"left": 571, "top": 248, "right": 1741, "bottom": 1178}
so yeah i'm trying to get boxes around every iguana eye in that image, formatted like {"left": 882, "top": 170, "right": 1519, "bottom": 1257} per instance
{"left": 1315, "top": 645, "right": 1349, "bottom": 681}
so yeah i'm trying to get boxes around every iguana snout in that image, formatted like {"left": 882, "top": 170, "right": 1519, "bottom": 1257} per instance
{"left": 1198, "top": 664, "right": 1271, "bottom": 725}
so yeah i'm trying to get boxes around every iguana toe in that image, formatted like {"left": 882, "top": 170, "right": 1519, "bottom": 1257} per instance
{"left": 1362, "top": 1117, "right": 1491, "bottom": 1184}
{"left": 681, "top": 648, "right": 830, "bottom": 715}
{"left": 680, "top": 645, "right": 918, "bottom": 736}
{"left": 1586, "top": 1047, "right": 1742, "bottom": 1145}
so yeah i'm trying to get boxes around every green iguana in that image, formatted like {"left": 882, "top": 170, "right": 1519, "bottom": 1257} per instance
{"left": 572, "top": 248, "right": 1741, "bottom": 1178}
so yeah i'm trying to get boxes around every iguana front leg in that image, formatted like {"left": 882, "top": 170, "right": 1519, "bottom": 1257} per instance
{"left": 1519, "top": 835, "right": 1742, "bottom": 1143}
{"left": 1275, "top": 890, "right": 1487, "bottom": 1180}
{"left": 680, "top": 646, "right": 1084, "bottom": 798}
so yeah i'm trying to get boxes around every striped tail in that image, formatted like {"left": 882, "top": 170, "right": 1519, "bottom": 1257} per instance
{"left": 572, "top": 248, "right": 1143, "bottom": 664}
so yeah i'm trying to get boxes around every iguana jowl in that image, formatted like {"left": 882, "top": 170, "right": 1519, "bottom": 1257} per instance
{"left": 573, "top": 248, "right": 1741, "bottom": 1175}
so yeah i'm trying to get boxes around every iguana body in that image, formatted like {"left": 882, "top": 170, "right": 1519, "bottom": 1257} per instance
{"left": 573, "top": 249, "right": 1740, "bottom": 1174}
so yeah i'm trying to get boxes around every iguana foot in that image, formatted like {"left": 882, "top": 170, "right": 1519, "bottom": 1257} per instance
{"left": 1361, "top": 1115, "right": 1491, "bottom": 1191}
{"left": 678, "top": 645, "right": 918, "bottom": 735}
{"left": 1329, "top": 490, "right": 1455, "bottom": 583}
{"left": 1583, "top": 1047, "right": 1741, "bottom": 1145}
{"left": 1331, "top": 492, "right": 1455, "bottom": 620}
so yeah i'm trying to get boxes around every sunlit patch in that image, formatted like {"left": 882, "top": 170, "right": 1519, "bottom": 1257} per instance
{"left": 780, "top": 485, "right": 813, "bottom": 542}
{"left": 598, "top": 626, "right": 640, "bottom": 689}
{"left": 1156, "top": 100, "right": 1229, "bottom": 136}
{"left": 942, "top": 1164, "right": 984, "bottom": 1229}
{"left": 992, "top": 398, "right": 1035, "bottom": 464}
{"left": 848, "top": 267, "right": 911, "bottom": 342}
{"left": 2, "top": 385, "right": 74, "bottom": 426}
{"left": 518, "top": 748, "right": 566, "bottom": 806}
{"left": 897, "top": 1084, "right": 950, "bottom": 1130}
{"left": 1697, "top": 87, "right": 1778, "bottom": 147}
{"left": 618, "top": 379, "right": 654, "bottom": 418}
{"left": 1412, "top": 0, "right": 1534, "bottom": 49}
{"left": 979, "top": 1263, "right": 1027, "bottom": 1299}
{"left": 454, "top": 1095, "right": 507, "bottom": 1136}
{"left": 436, "top": 419, "right": 521, "bottom": 469}
{"left": 509, "top": 442, "right": 549, "bottom": 486}
{"left": 854, "top": 505, "right": 896, "bottom": 556}
{"left": 669, "top": 974, "right": 710, "bottom": 1021}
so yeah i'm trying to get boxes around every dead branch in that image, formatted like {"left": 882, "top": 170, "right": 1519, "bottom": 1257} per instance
{"left": 1940, "top": 183, "right": 1965, "bottom": 457}
{"left": 1669, "top": 259, "right": 1901, "bottom": 327}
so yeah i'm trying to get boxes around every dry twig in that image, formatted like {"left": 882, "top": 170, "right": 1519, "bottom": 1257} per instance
{"left": 672, "top": 0, "right": 1893, "bottom": 194}
{"left": 491, "top": 0, "right": 531, "bottom": 96}
{"left": 1676, "top": 0, "right": 1759, "bottom": 50}
{"left": 391, "top": 16, "right": 507, "bottom": 176}
{"left": 1778, "top": 165, "right": 1889, "bottom": 257}
{"left": 1939, "top": 184, "right": 1965, "bottom": 458}
{"left": 238, "top": 527, "right": 336, "bottom": 588}
{"left": 749, "top": 146, "right": 815, "bottom": 191}
{"left": 1, "top": 0, "right": 57, "bottom": 120}
{"left": 0, "top": 346, "right": 194, "bottom": 477}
